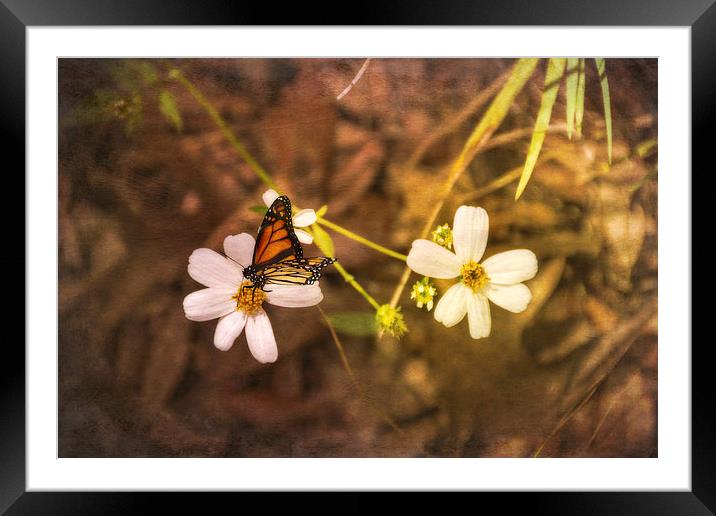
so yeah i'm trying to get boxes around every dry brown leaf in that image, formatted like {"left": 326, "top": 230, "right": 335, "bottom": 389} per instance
{"left": 329, "top": 139, "right": 385, "bottom": 213}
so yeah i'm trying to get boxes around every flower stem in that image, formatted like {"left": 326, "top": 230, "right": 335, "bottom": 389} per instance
{"left": 317, "top": 216, "right": 407, "bottom": 262}
{"left": 333, "top": 262, "right": 381, "bottom": 310}
{"left": 168, "top": 68, "right": 280, "bottom": 192}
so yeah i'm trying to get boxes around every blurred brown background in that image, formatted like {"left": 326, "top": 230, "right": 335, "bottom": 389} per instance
{"left": 58, "top": 58, "right": 657, "bottom": 457}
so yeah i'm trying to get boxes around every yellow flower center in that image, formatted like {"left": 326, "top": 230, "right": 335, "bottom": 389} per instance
{"left": 460, "top": 261, "right": 489, "bottom": 292}
{"left": 232, "top": 281, "right": 266, "bottom": 314}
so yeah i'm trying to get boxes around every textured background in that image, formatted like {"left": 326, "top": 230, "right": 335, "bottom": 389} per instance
{"left": 58, "top": 58, "right": 657, "bottom": 457}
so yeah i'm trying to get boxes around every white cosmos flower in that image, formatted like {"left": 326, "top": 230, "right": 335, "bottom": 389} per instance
{"left": 262, "top": 189, "right": 316, "bottom": 245}
{"left": 406, "top": 206, "right": 538, "bottom": 339}
{"left": 182, "top": 232, "right": 324, "bottom": 363}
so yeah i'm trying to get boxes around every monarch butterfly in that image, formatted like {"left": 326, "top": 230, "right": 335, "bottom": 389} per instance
{"left": 241, "top": 195, "right": 336, "bottom": 293}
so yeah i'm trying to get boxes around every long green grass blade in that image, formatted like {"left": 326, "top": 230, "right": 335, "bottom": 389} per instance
{"left": 565, "top": 58, "right": 579, "bottom": 140}
{"left": 575, "top": 58, "right": 586, "bottom": 138}
{"left": 454, "top": 58, "right": 539, "bottom": 174}
{"left": 595, "top": 58, "right": 613, "bottom": 164}
{"left": 515, "top": 58, "right": 567, "bottom": 201}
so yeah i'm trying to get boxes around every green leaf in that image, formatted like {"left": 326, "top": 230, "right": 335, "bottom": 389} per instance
{"left": 565, "top": 58, "right": 579, "bottom": 140}
{"left": 635, "top": 138, "right": 657, "bottom": 158}
{"left": 158, "top": 89, "right": 183, "bottom": 131}
{"left": 327, "top": 312, "right": 377, "bottom": 337}
{"left": 249, "top": 205, "right": 267, "bottom": 214}
{"left": 515, "top": 58, "right": 567, "bottom": 201}
{"left": 575, "top": 58, "right": 586, "bottom": 138}
{"left": 311, "top": 223, "right": 335, "bottom": 257}
{"left": 463, "top": 58, "right": 540, "bottom": 154}
{"left": 595, "top": 58, "right": 613, "bottom": 164}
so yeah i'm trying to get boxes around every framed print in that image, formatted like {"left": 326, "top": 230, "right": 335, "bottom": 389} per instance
{"left": 4, "top": 0, "right": 710, "bottom": 512}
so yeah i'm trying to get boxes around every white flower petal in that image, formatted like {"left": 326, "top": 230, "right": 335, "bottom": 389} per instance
{"left": 262, "top": 189, "right": 280, "bottom": 207}
{"left": 223, "top": 233, "right": 255, "bottom": 268}
{"left": 406, "top": 239, "right": 460, "bottom": 279}
{"left": 183, "top": 287, "right": 236, "bottom": 322}
{"left": 452, "top": 205, "right": 489, "bottom": 263}
{"left": 213, "top": 310, "right": 248, "bottom": 351}
{"left": 246, "top": 310, "right": 278, "bottom": 363}
{"left": 188, "top": 248, "right": 243, "bottom": 288}
{"left": 295, "top": 228, "right": 314, "bottom": 245}
{"left": 293, "top": 208, "right": 317, "bottom": 227}
{"left": 484, "top": 282, "right": 532, "bottom": 313}
{"left": 467, "top": 293, "right": 492, "bottom": 339}
{"left": 482, "top": 249, "right": 538, "bottom": 285}
{"left": 434, "top": 283, "right": 470, "bottom": 327}
{"left": 266, "top": 284, "right": 323, "bottom": 308}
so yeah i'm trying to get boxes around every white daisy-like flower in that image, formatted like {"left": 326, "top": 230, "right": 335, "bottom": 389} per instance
{"left": 262, "top": 189, "right": 316, "bottom": 244}
{"left": 182, "top": 233, "right": 324, "bottom": 363}
{"left": 406, "top": 206, "right": 538, "bottom": 339}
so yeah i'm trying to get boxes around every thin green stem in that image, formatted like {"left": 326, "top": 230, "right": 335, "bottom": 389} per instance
{"left": 333, "top": 262, "right": 381, "bottom": 310}
{"left": 317, "top": 216, "right": 407, "bottom": 262}
{"left": 168, "top": 68, "right": 280, "bottom": 191}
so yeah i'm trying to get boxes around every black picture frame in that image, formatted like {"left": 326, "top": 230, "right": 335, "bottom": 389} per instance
{"left": 3, "top": 0, "right": 708, "bottom": 513}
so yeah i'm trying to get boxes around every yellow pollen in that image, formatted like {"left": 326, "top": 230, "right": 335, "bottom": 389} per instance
{"left": 460, "top": 261, "right": 489, "bottom": 292}
{"left": 232, "top": 281, "right": 266, "bottom": 314}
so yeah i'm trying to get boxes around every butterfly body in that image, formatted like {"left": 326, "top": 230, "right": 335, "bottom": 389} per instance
{"left": 243, "top": 195, "right": 336, "bottom": 292}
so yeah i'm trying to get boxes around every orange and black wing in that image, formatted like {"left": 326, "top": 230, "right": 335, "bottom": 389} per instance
{"left": 252, "top": 195, "right": 303, "bottom": 269}
{"left": 260, "top": 257, "right": 337, "bottom": 286}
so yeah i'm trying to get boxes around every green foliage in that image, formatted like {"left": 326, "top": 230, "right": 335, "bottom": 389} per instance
{"left": 249, "top": 205, "right": 267, "bottom": 215}
{"left": 327, "top": 312, "right": 377, "bottom": 337}
{"left": 514, "top": 57, "right": 615, "bottom": 200}
{"left": 67, "top": 60, "right": 187, "bottom": 135}
{"left": 515, "top": 58, "right": 567, "bottom": 201}
{"left": 462, "top": 58, "right": 539, "bottom": 159}
{"left": 66, "top": 89, "right": 142, "bottom": 132}
{"left": 158, "top": 90, "right": 183, "bottom": 132}
{"left": 565, "top": 58, "right": 580, "bottom": 140}
{"left": 595, "top": 58, "right": 613, "bottom": 164}
{"left": 635, "top": 138, "right": 657, "bottom": 158}
{"left": 575, "top": 58, "right": 586, "bottom": 138}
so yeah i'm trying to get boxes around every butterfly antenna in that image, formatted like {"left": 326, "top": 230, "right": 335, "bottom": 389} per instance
{"left": 222, "top": 252, "right": 246, "bottom": 269}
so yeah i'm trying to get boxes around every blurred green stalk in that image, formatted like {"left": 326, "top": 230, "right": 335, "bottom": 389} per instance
{"left": 168, "top": 68, "right": 280, "bottom": 192}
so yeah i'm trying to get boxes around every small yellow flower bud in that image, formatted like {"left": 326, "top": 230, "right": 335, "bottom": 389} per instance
{"left": 375, "top": 304, "right": 408, "bottom": 338}
{"left": 431, "top": 223, "right": 453, "bottom": 249}
{"left": 410, "top": 277, "right": 438, "bottom": 312}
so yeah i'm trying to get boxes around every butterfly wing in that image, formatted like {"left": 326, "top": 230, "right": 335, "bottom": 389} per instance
{"left": 260, "top": 257, "right": 337, "bottom": 286}
{"left": 252, "top": 195, "right": 303, "bottom": 269}
{"left": 247, "top": 195, "right": 336, "bottom": 289}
